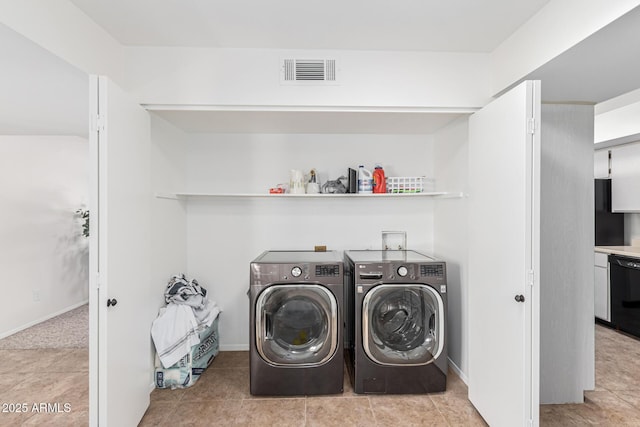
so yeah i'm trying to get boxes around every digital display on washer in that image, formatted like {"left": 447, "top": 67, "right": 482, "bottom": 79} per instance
{"left": 420, "top": 264, "right": 444, "bottom": 277}
{"left": 315, "top": 264, "right": 340, "bottom": 277}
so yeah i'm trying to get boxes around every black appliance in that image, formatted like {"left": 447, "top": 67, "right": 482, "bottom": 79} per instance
{"left": 609, "top": 254, "right": 640, "bottom": 337}
{"left": 595, "top": 179, "right": 624, "bottom": 246}
{"left": 344, "top": 250, "right": 447, "bottom": 394}
{"left": 249, "top": 251, "right": 344, "bottom": 396}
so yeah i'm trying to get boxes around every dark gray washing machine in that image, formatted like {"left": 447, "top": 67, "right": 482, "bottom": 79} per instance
{"left": 249, "top": 250, "right": 344, "bottom": 395}
{"left": 345, "top": 250, "right": 447, "bottom": 394}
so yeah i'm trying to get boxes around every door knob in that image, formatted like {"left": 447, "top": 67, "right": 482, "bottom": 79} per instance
{"left": 107, "top": 298, "right": 118, "bottom": 307}
{"left": 514, "top": 295, "right": 525, "bottom": 303}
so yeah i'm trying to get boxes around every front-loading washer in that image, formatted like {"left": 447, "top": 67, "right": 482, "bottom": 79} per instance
{"left": 249, "top": 250, "right": 344, "bottom": 395}
{"left": 345, "top": 250, "right": 447, "bottom": 394}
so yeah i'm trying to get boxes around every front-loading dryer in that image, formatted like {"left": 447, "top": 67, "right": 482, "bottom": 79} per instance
{"left": 345, "top": 250, "right": 447, "bottom": 394}
{"left": 249, "top": 250, "right": 344, "bottom": 395}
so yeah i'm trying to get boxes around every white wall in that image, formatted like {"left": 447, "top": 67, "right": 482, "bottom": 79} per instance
{"left": 0, "top": 135, "right": 89, "bottom": 338}
{"left": 432, "top": 116, "right": 470, "bottom": 379}
{"left": 539, "top": 104, "right": 595, "bottom": 403}
{"left": 624, "top": 214, "right": 640, "bottom": 245}
{"left": 124, "top": 47, "right": 491, "bottom": 109}
{"left": 183, "top": 133, "right": 435, "bottom": 349}
{"left": 149, "top": 114, "right": 188, "bottom": 313}
{"left": 595, "top": 100, "right": 640, "bottom": 144}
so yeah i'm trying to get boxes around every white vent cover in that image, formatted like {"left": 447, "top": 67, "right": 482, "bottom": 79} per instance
{"left": 281, "top": 59, "right": 338, "bottom": 84}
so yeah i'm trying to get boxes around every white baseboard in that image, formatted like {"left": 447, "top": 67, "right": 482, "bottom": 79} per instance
{"left": 448, "top": 357, "right": 469, "bottom": 385}
{"left": 0, "top": 299, "right": 89, "bottom": 340}
{"left": 219, "top": 344, "right": 250, "bottom": 351}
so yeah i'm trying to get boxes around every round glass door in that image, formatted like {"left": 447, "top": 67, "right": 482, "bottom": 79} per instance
{"left": 256, "top": 284, "right": 337, "bottom": 366}
{"left": 363, "top": 284, "right": 444, "bottom": 366}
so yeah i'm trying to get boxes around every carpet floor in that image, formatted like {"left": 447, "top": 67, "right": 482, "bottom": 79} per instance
{"left": 0, "top": 304, "right": 88, "bottom": 350}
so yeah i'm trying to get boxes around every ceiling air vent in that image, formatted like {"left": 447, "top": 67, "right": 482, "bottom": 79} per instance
{"left": 281, "top": 59, "right": 338, "bottom": 84}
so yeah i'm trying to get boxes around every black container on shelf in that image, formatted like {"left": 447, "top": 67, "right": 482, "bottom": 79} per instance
{"left": 347, "top": 168, "right": 357, "bottom": 194}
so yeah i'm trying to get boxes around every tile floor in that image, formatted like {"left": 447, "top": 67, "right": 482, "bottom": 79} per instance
{"left": 1, "top": 324, "right": 640, "bottom": 426}
{"left": 0, "top": 348, "right": 88, "bottom": 426}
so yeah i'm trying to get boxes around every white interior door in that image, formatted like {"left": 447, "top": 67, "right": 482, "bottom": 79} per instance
{"left": 89, "top": 75, "right": 152, "bottom": 426}
{"left": 467, "top": 81, "right": 541, "bottom": 427}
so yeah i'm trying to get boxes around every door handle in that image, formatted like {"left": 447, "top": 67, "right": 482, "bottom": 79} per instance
{"left": 107, "top": 298, "right": 118, "bottom": 307}
{"left": 514, "top": 295, "right": 525, "bottom": 303}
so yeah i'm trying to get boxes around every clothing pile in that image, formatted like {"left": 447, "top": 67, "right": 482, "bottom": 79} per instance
{"left": 151, "top": 274, "right": 221, "bottom": 389}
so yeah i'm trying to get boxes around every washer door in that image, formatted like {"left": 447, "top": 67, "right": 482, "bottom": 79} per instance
{"left": 256, "top": 284, "right": 338, "bottom": 366}
{"left": 363, "top": 284, "right": 444, "bottom": 366}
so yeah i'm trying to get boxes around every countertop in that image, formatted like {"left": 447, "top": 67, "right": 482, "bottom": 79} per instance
{"left": 595, "top": 246, "right": 640, "bottom": 259}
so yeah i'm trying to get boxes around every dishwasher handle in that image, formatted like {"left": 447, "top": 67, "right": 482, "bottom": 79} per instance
{"left": 611, "top": 256, "right": 640, "bottom": 270}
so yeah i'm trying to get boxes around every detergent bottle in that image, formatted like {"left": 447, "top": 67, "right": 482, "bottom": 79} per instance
{"left": 357, "top": 165, "right": 373, "bottom": 193}
{"left": 373, "top": 165, "right": 386, "bottom": 194}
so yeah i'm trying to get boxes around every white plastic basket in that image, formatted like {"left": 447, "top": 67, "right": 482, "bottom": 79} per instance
{"left": 386, "top": 176, "right": 432, "bottom": 193}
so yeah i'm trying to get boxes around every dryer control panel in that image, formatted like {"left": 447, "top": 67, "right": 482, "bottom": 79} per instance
{"left": 356, "top": 262, "right": 446, "bottom": 285}
{"left": 251, "top": 262, "right": 343, "bottom": 286}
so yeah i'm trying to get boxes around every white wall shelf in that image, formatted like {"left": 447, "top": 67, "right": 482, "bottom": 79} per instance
{"left": 156, "top": 191, "right": 464, "bottom": 200}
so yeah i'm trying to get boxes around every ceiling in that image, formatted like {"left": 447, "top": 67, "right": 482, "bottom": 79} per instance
{"left": 4, "top": 0, "right": 640, "bottom": 136}
{"left": 525, "top": 4, "right": 640, "bottom": 104}
{"left": 68, "top": 0, "right": 550, "bottom": 52}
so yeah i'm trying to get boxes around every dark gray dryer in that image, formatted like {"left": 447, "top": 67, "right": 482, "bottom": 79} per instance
{"left": 345, "top": 250, "right": 447, "bottom": 394}
{"left": 249, "top": 250, "right": 344, "bottom": 396}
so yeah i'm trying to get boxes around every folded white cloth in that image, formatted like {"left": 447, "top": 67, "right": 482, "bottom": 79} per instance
{"left": 194, "top": 298, "right": 221, "bottom": 332}
{"left": 151, "top": 304, "right": 200, "bottom": 368}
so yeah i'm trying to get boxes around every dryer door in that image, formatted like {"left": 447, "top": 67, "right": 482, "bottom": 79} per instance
{"left": 363, "top": 284, "right": 444, "bottom": 366}
{"left": 256, "top": 284, "right": 338, "bottom": 366}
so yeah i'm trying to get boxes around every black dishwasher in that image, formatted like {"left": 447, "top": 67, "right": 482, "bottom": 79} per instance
{"left": 610, "top": 254, "right": 640, "bottom": 337}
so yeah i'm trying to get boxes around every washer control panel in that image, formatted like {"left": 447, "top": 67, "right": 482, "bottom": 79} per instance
{"left": 291, "top": 266, "right": 302, "bottom": 277}
{"left": 357, "top": 262, "right": 446, "bottom": 284}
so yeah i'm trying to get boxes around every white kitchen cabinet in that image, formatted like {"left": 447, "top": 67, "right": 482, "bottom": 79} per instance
{"left": 611, "top": 141, "right": 640, "bottom": 212}
{"left": 594, "top": 149, "right": 609, "bottom": 178}
{"left": 594, "top": 252, "right": 610, "bottom": 321}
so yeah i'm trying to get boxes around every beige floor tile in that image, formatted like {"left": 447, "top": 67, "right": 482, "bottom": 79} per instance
{"left": 46, "top": 349, "right": 89, "bottom": 373}
{"left": 542, "top": 391, "right": 640, "bottom": 426}
{"left": 7, "top": 372, "right": 85, "bottom": 404}
{"left": 138, "top": 401, "right": 179, "bottom": 427}
{"left": 0, "top": 349, "right": 56, "bottom": 374}
{"left": 165, "top": 399, "right": 242, "bottom": 426}
{"left": 21, "top": 408, "right": 88, "bottom": 426}
{"left": 370, "top": 394, "right": 448, "bottom": 426}
{"left": 210, "top": 351, "right": 249, "bottom": 369}
{"left": 305, "top": 396, "right": 375, "bottom": 427}
{"left": 235, "top": 398, "right": 306, "bottom": 426}
{"left": 150, "top": 386, "right": 187, "bottom": 403}
{"left": 0, "top": 403, "right": 37, "bottom": 426}
{"left": 540, "top": 404, "right": 590, "bottom": 426}
{"left": 182, "top": 368, "right": 250, "bottom": 400}
{"left": 430, "top": 393, "right": 488, "bottom": 426}
{"left": 582, "top": 390, "right": 640, "bottom": 425}
{"left": 6, "top": 322, "right": 640, "bottom": 426}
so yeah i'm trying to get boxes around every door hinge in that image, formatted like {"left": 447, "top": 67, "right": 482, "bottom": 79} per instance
{"left": 91, "top": 114, "right": 105, "bottom": 132}
{"left": 527, "top": 118, "right": 536, "bottom": 135}
{"left": 95, "top": 273, "right": 100, "bottom": 290}
{"left": 528, "top": 419, "right": 534, "bottom": 427}
{"left": 527, "top": 270, "right": 535, "bottom": 287}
